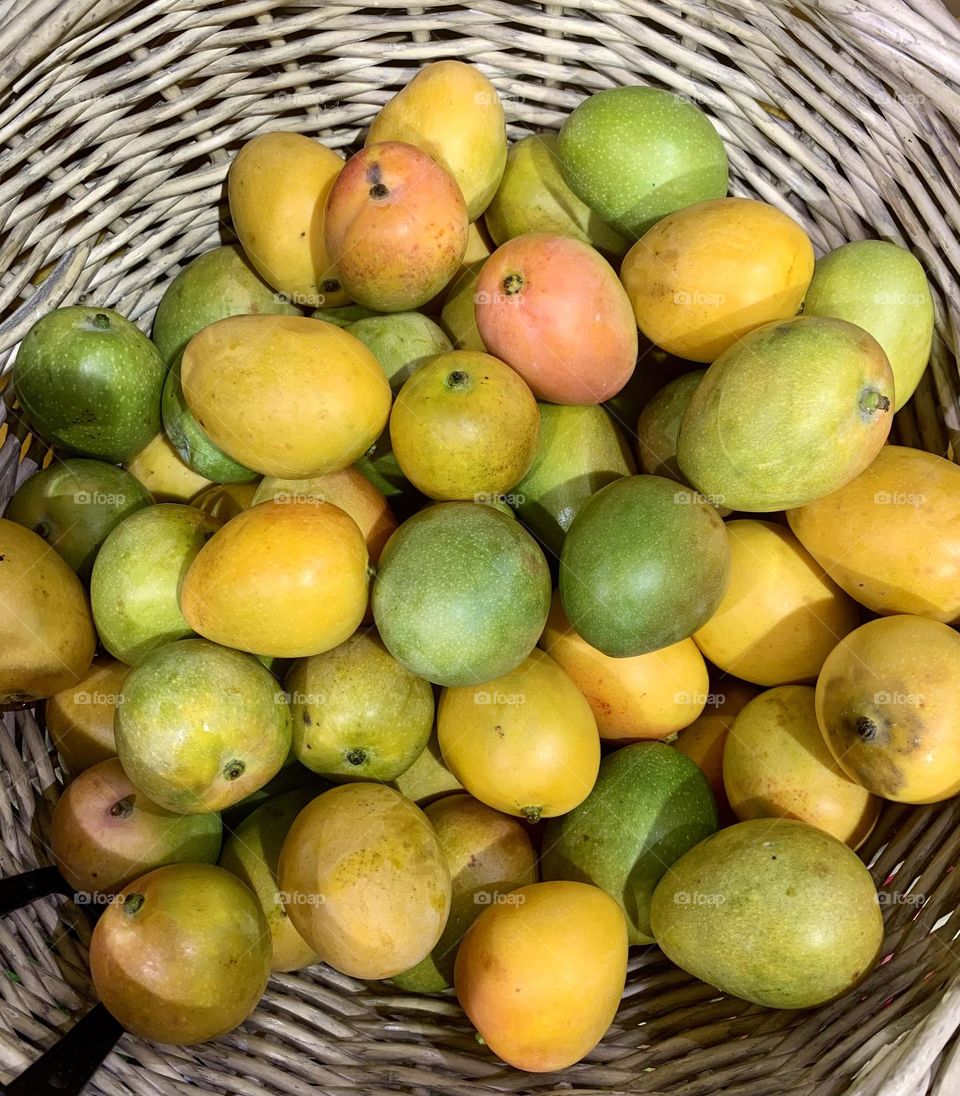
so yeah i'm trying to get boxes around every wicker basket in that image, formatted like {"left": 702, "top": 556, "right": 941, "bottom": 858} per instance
{"left": 2, "top": 1, "right": 960, "bottom": 1093}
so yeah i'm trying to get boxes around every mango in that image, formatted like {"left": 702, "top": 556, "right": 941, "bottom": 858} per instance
{"left": 815, "top": 615, "right": 960, "bottom": 804}
{"left": 455, "top": 880, "right": 628, "bottom": 1072}
{"left": 90, "top": 863, "right": 271, "bottom": 1044}
{"left": 390, "top": 350, "right": 539, "bottom": 500}
{"left": 636, "top": 370, "right": 705, "bottom": 481}
{"left": 13, "top": 307, "right": 166, "bottom": 463}
{"left": 325, "top": 142, "right": 468, "bottom": 311}
{"left": 787, "top": 445, "right": 960, "bottom": 622}
{"left": 5, "top": 458, "right": 152, "bottom": 580}
{"left": 219, "top": 789, "right": 319, "bottom": 972}
{"left": 440, "top": 261, "right": 487, "bottom": 352}
{"left": 278, "top": 784, "right": 451, "bottom": 979}
{"left": 116, "top": 638, "right": 291, "bottom": 813}
{"left": 484, "top": 134, "right": 628, "bottom": 256}
{"left": 558, "top": 87, "right": 727, "bottom": 238}
{"left": 650, "top": 819, "right": 883, "bottom": 1009}
{"left": 513, "top": 403, "right": 635, "bottom": 557}
{"left": 151, "top": 244, "right": 301, "bottom": 364}
{"left": 366, "top": 60, "right": 507, "bottom": 220}
{"left": 228, "top": 131, "right": 346, "bottom": 308}
{"left": 437, "top": 649, "right": 600, "bottom": 821}
{"left": 724, "top": 686, "right": 880, "bottom": 848}
{"left": 560, "top": 475, "right": 730, "bottom": 657}
{"left": 603, "top": 335, "right": 695, "bottom": 444}
{"left": 180, "top": 499, "right": 368, "bottom": 659}
{"left": 543, "top": 743, "right": 716, "bottom": 942}
{"left": 803, "top": 240, "right": 934, "bottom": 408}
{"left": 180, "top": 314, "right": 391, "bottom": 478}
{"left": 285, "top": 631, "right": 433, "bottom": 781}
{"left": 348, "top": 311, "right": 451, "bottom": 392}
{"left": 393, "top": 794, "right": 538, "bottom": 992}
{"left": 476, "top": 233, "right": 637, "bottom": 404}
{"left": 390, "top": 731, "right": 464, "bottom": 804}
{"left": 124, "top": 432, "right": 213, "bottom": 502}
{"left": 0, "top": 519, "right": 96, "bottom": 704}
{"left": 373, "top": 502, "right": 550, "bottom": 686}
{"left": 541, "top": 593, "right": 708, "bottom": 741}
{"left": 621, "top": 198, "right": 815, "bottom": 362}
{"left": 692, "top": 520, "right": 860, "bottom": 686}
{"left": 91, "top": 503, "right": 220, "bottom": 666}
{"left": 311, "top": 303, "right": 379, "bottom": 327}
{"left": 45, "top": 657, "right": 127, "bottom": 774}
{"left": 50, "top": 758, "right": 221, "bottom": 895}
{"left": 190, "top": 481, "right": 259, "bottom": 523}
{"left": 677, "top": 316, "right": 894, "bottom": 511}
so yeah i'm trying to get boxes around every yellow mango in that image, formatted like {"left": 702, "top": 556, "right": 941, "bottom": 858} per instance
{"left": 190, "top": 481, "right": 259, "bottom": 523}
{"left": 180, "top": 315, "right": 391, "bottom": 478}
{"left": 788, "top": 445, "right": 960, "bottom": 622}
{"left": 45, "top": 657, "right": 127, "bottom": 774}
{"left": 125, "top": 433, "right": 213, "bottom": 502}
{"left": 693, "top": 520, "right": 860, "bottom": 686}
{"left": 367, "top": 61, "right": 507, "bottom": 220}
{"left": 227, "top": 131, "right": 347, "bottom": 308}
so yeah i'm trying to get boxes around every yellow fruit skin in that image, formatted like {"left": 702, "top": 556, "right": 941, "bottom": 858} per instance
{"left": 124, "top": 433, "right": 213, "bottom": 502}
{"left": 437, "top": 649, "right": 600, "bottom": 820}
{"left": 454, "top": 880, "right": 628, "bottom": 1072}
{"left": 180, "top": 315, "right": 391, "bottom": 478}
{"left": 277, "top": 784, "right": 451, "bottom": 979}
{"left": 227, "top": 132, "right": 347, "bottom": 307}
{"left": 45, "top": 657, "right": 127, "bottom": 774}
{"left": 674, "top": 681, "right": 757, "bottom": 813}
{"left": 815, "top": 615, "right": 960, "bottom": 804}
{"left": 390, "top": 731, "right": 464, "bottom": 804}
{"left": 180, "top": 500, "right": 369, "bottom": 658}
{"left": 440, "top": 261, "right": 488, "bottom": 352}
{"left": 367, "top": 61, "right": 507, "bottom": 220}
{"left": 787, "top": 445, "right": 960, "bottom": 623}
{"left": 190, "top": 481, "right": 260, "bottom": 523}
{"left": 621, "top": 197, "right": 815, "bottom": 362}
{"left": 390, "top": 350, "right": 540, "bottom": 501}
{"left": 0, "top": 519, "right": 96, "bottom": 704}
{"left": 724, "top": 685, "right": 880, "bottom": 848}
{"left": 540, "top": 593, "right": 708, "bottom": 741}
{"left": 692, "top": 520, "right": 860, "bottom": 686}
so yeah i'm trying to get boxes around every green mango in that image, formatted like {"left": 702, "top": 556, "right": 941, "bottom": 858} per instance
{"left": 650, "top": 819, "right": 884, "bottom": 1009}
{"left": 14, "top": 307, "right": 167, "bottom": 463}
{"left": 636, "top": 370, "right": 705, "bottom": 481}
{"left": 803, "top": 239, "right": 934, "bottom": 410}
{"left": 5, "top": 459, "right": 152, "bottom": 580}
{"left": 542, "top": 743, "right": 717, "bottom": 943}
{"left": 347, "top": 312, "right": 452, "bottom": 393}
{"left": 311, "top": 304, "right": 381, "bottom": 328}
{"left": 559, "top": 474, "right": 729, "bottom": 656}
{"left": 513, "top": 403, "right": 635, "bottom": 559}
{"left": 152, "top": 244, "right": 300, "bottom": 364}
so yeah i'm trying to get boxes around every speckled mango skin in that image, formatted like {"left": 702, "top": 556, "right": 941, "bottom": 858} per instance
{"left": 372, "top": 502, "right": 551, "bottom": 686}
{"left": 228, "top": 132, "right": 348, "bottom": 308}
{"left": 90, "top": 503, "right": 221, "bottom": 666}
{"left": 277, "top": 783, "right": 451, "bottom": 979}
{"left": 347, "top": 311, "right": 452, "bottom": 392}
{"left": 677, "top": 316, "right": 894, "bottom": 512}
{"left": 390, "top": 350, "right": 540, "bottom": 501}
{"left": 180, "top": 314, "right": 391, "bottom": 478}
{"left": 559, "top": 475, "right": 730, "bottom": 658}
{"left": 116, "top": 638, "right": 291, "bottom": 814}
{"left": 454, "top": 881, "right": 628, "bottom": 1072}
{"left": 325, "top": 141, "right": 468, "bottom": 311}
{"left": 475, "top": 233, "right": 638, "bottom": 405}
{"left": 0, "top": 519, "right": 96, "bottom": 704}
{"left": 366, "top": 60, "right": 507, "bottom": 221}
{"left": 724, "top": 686, "right": 880, "bottom": 848}
{"left": 787, "top": 445, "right": 960, "bottom": 623}
{"left": 90, "top": 863, "right": 271, "bottom": 1044}
{"left": 815, "top": 615, "right": 960, "bottom": 804}
{"left": 151, "top": 244, "right": 301, "bottom": 365}
{"left": 558, "top": 86, "right": 728, "bottom": 239}
{"left": 13, "top": 307, "right": 167, "bottom": 463}
{"left": 803, "top": 239, "right": 934, "bottom": 410}
{"left": 621, "top": 198, "right": 815, "bottom": 362}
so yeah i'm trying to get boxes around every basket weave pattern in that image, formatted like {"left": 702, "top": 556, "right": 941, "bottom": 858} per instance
{"left": 1, "top": 2, "right": 960, "bottom": 1093}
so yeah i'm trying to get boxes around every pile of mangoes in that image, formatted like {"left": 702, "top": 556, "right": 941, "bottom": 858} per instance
{"left": 2, "top": 58, "right": 957, "bottom": 1073}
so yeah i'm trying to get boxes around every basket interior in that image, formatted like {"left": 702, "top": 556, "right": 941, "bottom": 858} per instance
{"left": 2, "top": 2, "right": 960, "bottom": 1094}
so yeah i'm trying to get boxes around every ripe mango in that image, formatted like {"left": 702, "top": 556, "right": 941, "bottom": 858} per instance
{"left": 439, "top": 260, "right": 487, "bottom": 352}
{"left": 455, "top": 880, "right": 628, "bottom": 1072}
{"left": 325, "top": 142, "right": 468, "bottom": 311}
{"left": 45, "top": 657, "right": 127, "bottom": 774}
{"left": 179, "top": 314, "right": 391, "bottom": 478}
{"left": 366, "top": 61, "right": 507, "bottom": 220}
{"left": 190, "top": 481, "right": 259, "bottom": 523}
{"left": 124, "top": 432, "right": 213, "bottom": 502}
